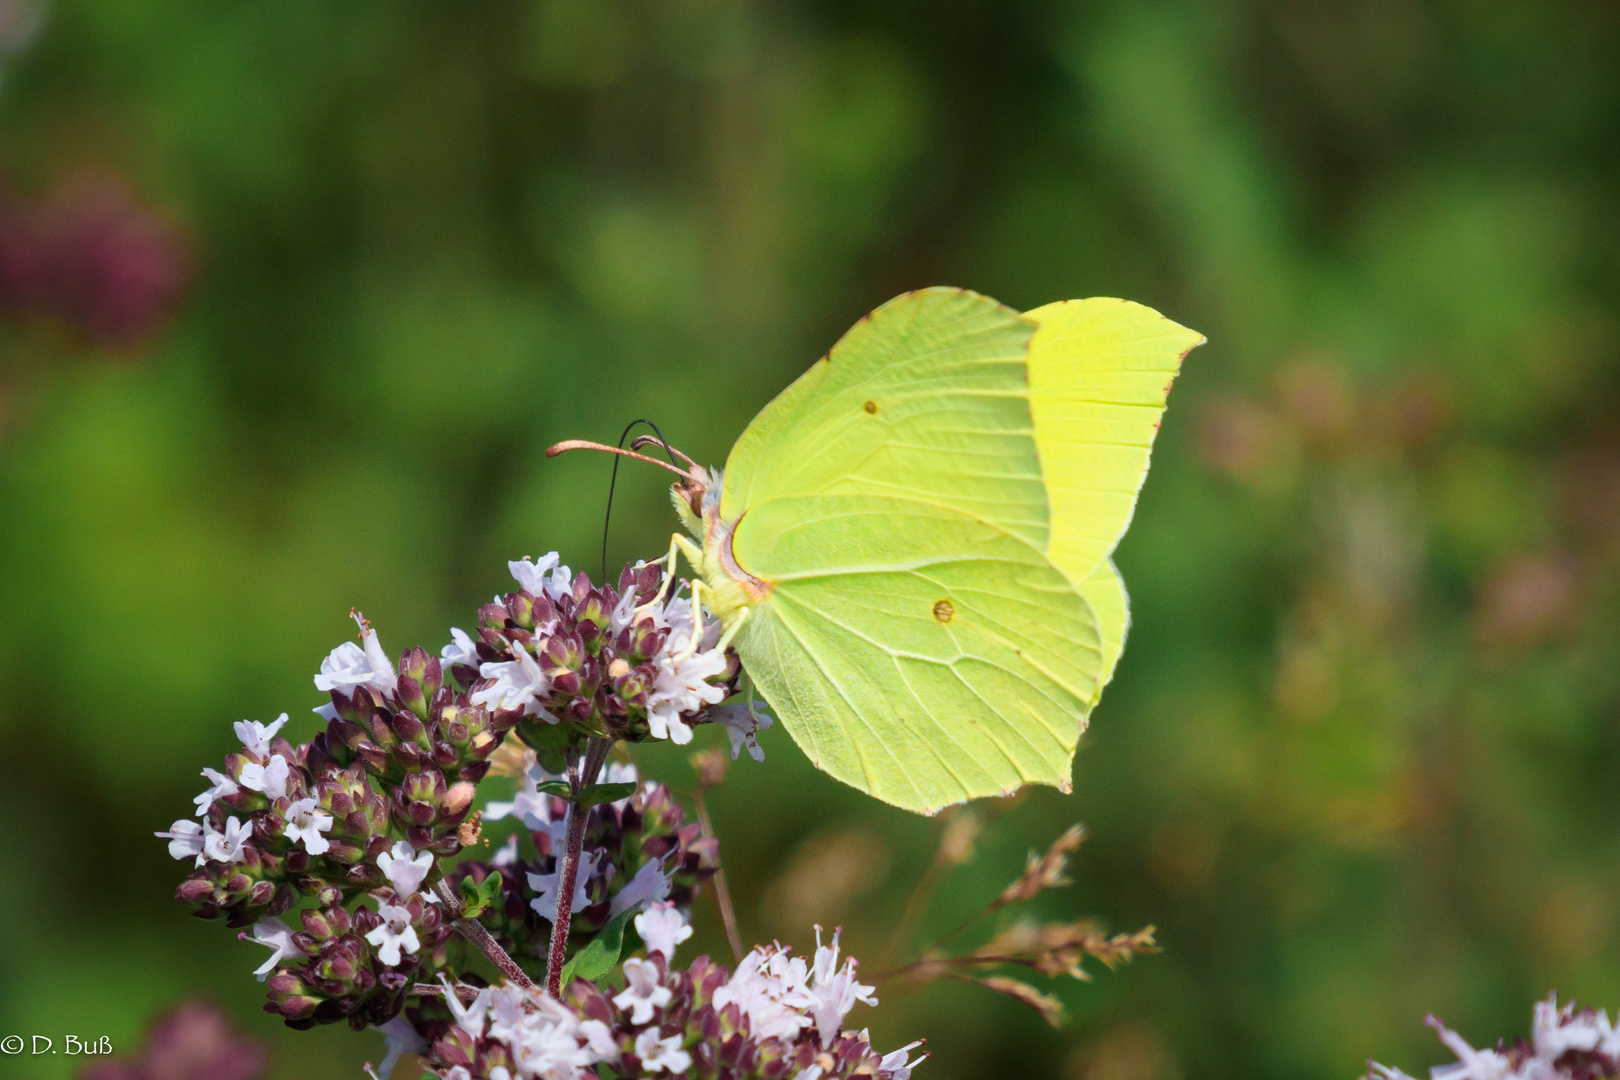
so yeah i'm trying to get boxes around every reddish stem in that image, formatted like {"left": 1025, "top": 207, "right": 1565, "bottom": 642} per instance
{"left": 432, "top": 879, "right": 534, "bottom": 989}
{"left": 545, "top": 737, "right": 611, "bottom": 997}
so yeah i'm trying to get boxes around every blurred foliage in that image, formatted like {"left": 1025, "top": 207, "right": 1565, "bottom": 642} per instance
{"left": 2, "top": 1, "right": 1619, "bottom": 1078}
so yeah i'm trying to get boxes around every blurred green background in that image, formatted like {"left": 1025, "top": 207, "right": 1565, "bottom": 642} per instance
{"left": 2, "top": 1, "right": 1618, "bottom": 1078}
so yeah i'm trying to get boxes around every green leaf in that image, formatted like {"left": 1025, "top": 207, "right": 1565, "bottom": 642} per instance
{"left": 535, "top": 780, "right": 573, "bottom": 798}
{"left": 459, "top": 870, "right": 503, "bottom": 920}
{"left": 575, "top": 781, "right": 637, "bottom": 807}
{"left": 557, "top": 909, "right": 633, "bottom": 986}
{"left": 518, "top": 719, "right": 571, "bottom": 774}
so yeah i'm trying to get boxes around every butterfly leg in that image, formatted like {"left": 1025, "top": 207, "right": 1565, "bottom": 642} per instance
{"left": 638, "top": 532, "right": 704, "bottom": 614}
{"left": 673, "top": 578, "right": 714, "bottom": 660}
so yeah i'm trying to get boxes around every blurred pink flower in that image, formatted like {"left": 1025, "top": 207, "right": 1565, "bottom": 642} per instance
{"left": 0, "top": 173, "right": 191, "bottom": 348}
{"left": 80, "top": 1001, "right": 267, "bottom": 1080}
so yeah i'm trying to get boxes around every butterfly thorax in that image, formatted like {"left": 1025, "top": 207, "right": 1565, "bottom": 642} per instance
{"left": 670, "top": 466, "right": 771, "bottom": 627}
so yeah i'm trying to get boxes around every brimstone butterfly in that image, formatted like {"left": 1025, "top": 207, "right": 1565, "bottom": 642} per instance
{"left": 553, "top": 287, "right": 1203, "bottom": 815}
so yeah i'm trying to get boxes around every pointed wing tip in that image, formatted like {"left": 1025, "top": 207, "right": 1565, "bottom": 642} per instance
{"left": 1022, "top": 295, "right": 1206, "bottom": 350}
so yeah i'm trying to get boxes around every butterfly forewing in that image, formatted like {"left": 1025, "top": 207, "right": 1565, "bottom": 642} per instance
{"left": 1026, "top": 298, "right": 1205, "bottom": 585}
{"left": 721, "top": 288, "right": 1048, "bottom": 552}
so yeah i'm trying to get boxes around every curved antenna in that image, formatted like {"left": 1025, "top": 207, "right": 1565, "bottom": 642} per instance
{"left": 630, "top": 435, "right": 699, "bottom": 471}
{"left": 546, "top": 420, "right": 686, "bottom": 583}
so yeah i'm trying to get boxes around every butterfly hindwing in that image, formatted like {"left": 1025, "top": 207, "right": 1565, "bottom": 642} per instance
{"left": 731, "top": 493, "right": 1102, "bottom": 814}
{"left": 1076, "top": 558, "right": 1130, "bottom": 705}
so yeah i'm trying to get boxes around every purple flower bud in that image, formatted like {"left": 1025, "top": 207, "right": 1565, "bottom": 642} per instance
{"left": 506, "top": 590, "right": 537, "bottom": 628}
{"left": 388, "top": 709, "right": 428, "bottom": 747}
{"left": 176, "top": 878, "right": 214, "bottom": 905}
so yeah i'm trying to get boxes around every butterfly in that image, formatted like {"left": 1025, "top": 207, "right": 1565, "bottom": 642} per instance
{"left": 555, "top": 288, "right": 1203, "bottom": 815}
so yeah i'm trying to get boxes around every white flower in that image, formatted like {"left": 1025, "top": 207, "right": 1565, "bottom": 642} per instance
{"left": 528, "top": 849, "right": 600, "bottom": 921}
{"left": 508, "top": 553, "right": 562, "bottom": 596}
{"left": 543, "top": 563, "right": 574, "bottom": 602}
{"left": 370, "top": 1014, "right": 428, "bottom": 1080}
{"left": 438, "top": 976, "right": 492, "bottom": 1040}
{"left": 155, "top": 819, "right": 206, "bottom": 864}
{"left": 633, "top": 901, "right": 692, "bottom": 961}
{"left": 366, "top": 904, "right": 421, "bottom": 967}
{"left": 609, "top": 857, "right": 672, "bottom": 919}
{"left": 315, "top": 614, "right": 398, "bottom": 698}
{"left": 469, "top": 983, "right": 617, "bottom": 1080}
{"left": 644, "top": 596, "right": 728, "bottom": 745}
{"left": 238, "top": 754, "right": 291, "bottom": 801}
{"left": 283, "top": 797, "right": 334, "bottom": 856}
{"left": 241, "top": 916, "right": 300, "bottom": 981}
{"left": 806, "top": 926, "right": 877, "bottom": 1046}
{"left": 316, "top": 641, "right": 380, "bottom": 695}
{"left": 493, "top": 986, "right": 599, "bottom": 1078}
{"left": 879, "top": 1041, "right": 926, "bottom": 1079}
{"left": 578, "top": 1019, "right": 617, "bottom": 1062}
{"left": 485, "top": 762, "right": 561, "bottom": 829}
{"left": 203, "top": 816, "right": 253, "bottom": 864}
{"left": 709, "top": 701, "right": 773, "bottom": 762}
{"left": 610, "top": 587, "right": 639, "bottom": 633}
{"left": 193, "top": 767, "right": 239, "bottom": 816}
{"left": 490, "top": 834, "right": 520, "bottom": 869}
{"left": 613, "top": 958, "right": 672, "bottom": 1025}
{"left": 602, "top": 761, "right": 639, "bottom": 786}
{"left": 1532, "top": 994, "right": 1610, "bottom": 1059}
{"left": 1367, "top": 994, "right": 1620, "bottom": 1080}
{"left": 376, "top": 840, "right": 434, "bottom": 897}
{"left": 486, "top": 984, "right": 529, "bottom": 1045}
{"left": 472, "top": 640, "right": 552, "bottom": 717}
{"left": 792, "top": 1068, "right": 824, "bottom": 1080}
{"left": 441, "top": 627, "right": 481, "bottom": 669}
{"left": 633, "top": 1028, "right": 690, "bottom": 1073}
{"left": 234, "top": 713, "right": 288, "bottom": 759}
{"left": 601, "top": 761, "right": 642, "bottom": 810}
{"left": 712, "top": 943, "right": 817, "bottom": 1042}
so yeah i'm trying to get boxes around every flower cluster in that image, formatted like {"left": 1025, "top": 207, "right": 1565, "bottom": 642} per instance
{"left": 1367, "top": 995, "right": 1620, "bottom": 1080}
{"left": 423, "top": 903, "right": 924, "bottom": 1080}
{"left": 261, "top": 896, "right": 454, "bottom": 1030}
{"left": 450, "top": 556, "right": 769, "bottom": 754}
{"left": 157, "top": 607, "right": 510, "bottom": 933}
{"left": 448, "top": 761, "right": 719, "bottom": 977}
{"left": 156, "top": 552, "right": 767, "bottom": 1046}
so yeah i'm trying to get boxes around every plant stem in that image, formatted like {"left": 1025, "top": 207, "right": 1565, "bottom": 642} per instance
{"left": 410, "top": 981, "right": 485, "bottom": 1002}
{"left": 876, "top": 952, "right": 1041, "bottom": 982}
{"left": 882, "top": 860, "right": 944, "bottom": 967}
{"left": 432, "top": 879, "right": 534, "bottom": 989}
{"left": 692, "top": 787, "right": 744, "bottom": 962}
{"left": 545, "top": 736, "right": 611, "bottom": 997}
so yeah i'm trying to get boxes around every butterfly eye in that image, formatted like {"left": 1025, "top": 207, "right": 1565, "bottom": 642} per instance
{"left": 863, "top": 400, "right": 878, "bottom": 414}
{"left": 932, "top": 600, "right": 955, "bottom": 624}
